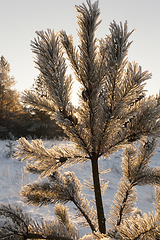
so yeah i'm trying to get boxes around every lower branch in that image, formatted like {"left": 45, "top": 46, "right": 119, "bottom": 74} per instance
{"left": 117, "top": 188, "right": 130, "bottom": 226}
{"left": 23, "top": 233, "right": 73, "bottom": 240}
{"left": 117, "top": 182, "right": 134, "bottom": 227}
{"left": 72, "top": 199, "right": 96, "bottom": 232}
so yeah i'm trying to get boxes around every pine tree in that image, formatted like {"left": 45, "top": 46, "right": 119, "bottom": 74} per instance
{"left": 0, "top": 55, "right": 23, "bottom": 138}
{"left": 0, "top": 55, "right": 16, "bottom": 118}
{"left": 1, "top": 0, "right": 160, "bottom": 239}
{"left": 25, "top": 73, "right": 66, "bottom": 138}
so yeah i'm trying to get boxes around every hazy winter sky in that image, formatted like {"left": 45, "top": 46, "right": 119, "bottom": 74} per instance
{"left": 0, "top": 0, "right": 160, "bottom": 102}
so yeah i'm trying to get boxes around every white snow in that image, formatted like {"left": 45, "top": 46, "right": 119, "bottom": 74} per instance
{"left": 0, "top": 139, "right": 160, "bottom": 237}
{"left": 80, "top": 233, "right": 94, "bottom": 240}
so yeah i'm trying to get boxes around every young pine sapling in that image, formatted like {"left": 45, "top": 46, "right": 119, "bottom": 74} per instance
{"left": 1, "top": 0, "right": 160, "bottom": 239}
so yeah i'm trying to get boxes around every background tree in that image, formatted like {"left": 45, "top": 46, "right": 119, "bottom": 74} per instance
{"left": 0, "top": 55, "right": 15, "bottom": 120}
{"left": 0, "top": 55, "right": 24, "bottom": 138}
{"left": 25, "top": 73, "right": 66, "bottom": 138}
{"left": 1, "top": 0, "right": 160, "bottom": 239}
{"left": 0, "top": 58, "right": 64, "bottom": 139}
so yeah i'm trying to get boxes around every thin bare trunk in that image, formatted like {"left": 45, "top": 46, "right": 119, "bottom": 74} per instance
{"left": 91, "top": 154, "right": 106, "bottom": 234}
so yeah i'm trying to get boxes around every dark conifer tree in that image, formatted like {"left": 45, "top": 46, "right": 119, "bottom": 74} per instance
{"left": 26, "top": 73, "right": 66, "bottom": 138}
{"left": 0, "top": 55, "right": 24, "bottom": 138}
{"left": 0, "top": 55, "right": 15, "bottom": 120}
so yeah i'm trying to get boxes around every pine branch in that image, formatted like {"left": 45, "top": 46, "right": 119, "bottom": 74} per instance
{"left": 122, "top": 138, "right": 160, "bottom": 186}
{"left": 20, "top": 171, "right": 80, "bottom": 206}
{"left": 30, "top": 209, "right": 78, "bottom": 240}
{"left": 60, "top": 31, "right": 80, "bottom": 82}
{"left": 30, "top": 29, "right": 73, "bottom": 113}
{"left": 22, "top": 90, "right": 56, "bottom": 114}
{"left": 108, "top": 177, "right": 137, "bottom": 234}
{"left": 0, "top": 203, "right": 31, "bottom": 239}
{"left": 15, "top": 137, "right": 89, "bottom": 177}
{"left": 75, "top": 0, "right": 102, "bottom": 87}
{"left": 72, "top": 198, "right": 97, "bottom": 232}
{"left": 83, "top": 179, "right": 94, "bottom": 190}
{"left": 54, "top": 204, "right": 71, "bottom": 227}
{"left": 98, "top": 22, "right": 136, "bottom": 119}
{"left": 107, "top": 21, "right": 135, "bottom": 68}
{"left": 73, "top": 0, "right": 104, "bottom": 156}
{"left": 96, "top": 32, "right": 153, "bottom": 155}
{"left": 99, "top": 95, "right": 160, "bottom": 157}
{"left": 0, "top": 203, "right": 78, "bottom": 240}
{"left": 118, "top": 212, "right": 157, "bottom": 240}
{"left": 23, "top": 233, "right": 74, "bottom": 240}
{"left": 108, "top": 137, "right": 160, "bottom": 238}
{"left": 25, "top": 163, "right": 44, "bottom": 174}
{"left": 20, "top": 170, "right": 97, "bottom": 232}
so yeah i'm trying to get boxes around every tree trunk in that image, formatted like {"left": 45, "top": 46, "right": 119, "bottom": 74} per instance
{"left": 91, "top": 154, "right": 106, "bottom": 234}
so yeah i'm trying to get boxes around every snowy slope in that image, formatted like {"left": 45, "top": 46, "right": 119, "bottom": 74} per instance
{"left": 0, "top": 139, "right": 159, "bottom": 237}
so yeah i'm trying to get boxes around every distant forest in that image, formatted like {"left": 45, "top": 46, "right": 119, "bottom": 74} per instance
{"left": 0, "top": 55, "right": 65, "bottom": 139}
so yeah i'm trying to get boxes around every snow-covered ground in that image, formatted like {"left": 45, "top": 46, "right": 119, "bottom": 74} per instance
{"left": 0, "top": 139, "right": 160, "bottom": 237}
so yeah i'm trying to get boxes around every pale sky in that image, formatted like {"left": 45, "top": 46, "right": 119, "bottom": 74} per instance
{"left": 1, "top": 0, "right": 160, "bottom": 101}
